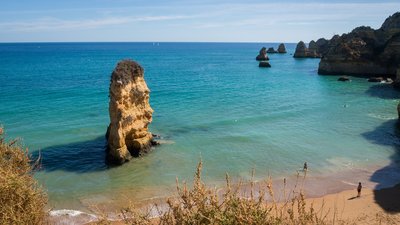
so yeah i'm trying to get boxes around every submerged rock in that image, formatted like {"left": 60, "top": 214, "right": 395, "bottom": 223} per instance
{"left": 318, "top": 12, "right": 400, "bottom": 77}
{"left": 267, "top": 47, "right": 278, "bottom": 53}
{"left": 368, "top": 77, "right": 384, "bottom": 82}
{"left": 106, "top": 60, "right": 154, "bottom": 164}
{"left": 277, "top": 43, "right": 287, "bottom": 53}
{"left": 338, "top": 76, "right": 351, "bottom": 82}
{"left": 256, "top": 47, "right": 269, "bottom": 61}
{"left": 259, "top": 61, "right": 271, "bottom": 67}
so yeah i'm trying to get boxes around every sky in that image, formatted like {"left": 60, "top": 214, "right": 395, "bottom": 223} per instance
{"left": 0, "top": 0, "right": 399, "bottom": 42}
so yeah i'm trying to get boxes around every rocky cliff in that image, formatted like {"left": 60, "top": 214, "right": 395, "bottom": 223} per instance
{"left": 106, "top": 60, "right": 154, "bottom": 164}
{"left": 318, "top": 12, "right": 400, "bottom": 77}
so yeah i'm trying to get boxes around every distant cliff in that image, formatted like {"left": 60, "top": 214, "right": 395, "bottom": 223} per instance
{"left": 106, "top": 60, "right": 154, "bottom": 165}
{"left": 318, "top": 12, "right": 400, "bottom": 77}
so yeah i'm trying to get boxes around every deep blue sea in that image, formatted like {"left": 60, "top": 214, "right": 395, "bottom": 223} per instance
{"left": 1, "top": 42, "right": 400, "bottom": 211}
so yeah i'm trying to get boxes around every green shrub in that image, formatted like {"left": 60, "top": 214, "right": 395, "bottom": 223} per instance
{"left": 0, "top": 128, "right": 47, "bottom": 225}
{"left": 107, "top": 161, "right": 332, "bottom": 225}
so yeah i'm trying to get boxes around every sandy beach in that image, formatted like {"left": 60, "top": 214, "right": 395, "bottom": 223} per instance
{"left": 304, "top": 184, "right": 400, "bottom": 224}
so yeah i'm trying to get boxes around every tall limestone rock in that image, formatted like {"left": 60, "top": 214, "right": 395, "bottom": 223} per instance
{"left": 106, "top": 60, "right": 154, "bottom": 164}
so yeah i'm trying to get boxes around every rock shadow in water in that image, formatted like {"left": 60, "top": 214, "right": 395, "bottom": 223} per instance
{"left": 365, "top": 84, "right": 400, "bottom": 99}
{"left": 362, "top": 119, "right": 400, "bottom": 213}
{"left": 32, "top": 136, "right": 109, "bottom": 173}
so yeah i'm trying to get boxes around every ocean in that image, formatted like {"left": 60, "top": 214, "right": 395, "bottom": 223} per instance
{"left": 1, "top": 42, "right": 400, "bottom": 213}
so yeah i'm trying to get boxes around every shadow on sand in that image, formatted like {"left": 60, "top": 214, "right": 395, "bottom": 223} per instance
{"left": 362, "top": 119, "right": 400, "bottom": 213}
{"left": 365, "top": 84, "right": 400, "bottom": 99}
{"left": 32, "top": 136, "right": 109, "bottom": 173}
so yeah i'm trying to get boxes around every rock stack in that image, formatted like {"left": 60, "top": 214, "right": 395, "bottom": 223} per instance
{"left": 256, "top": 47, "right": 271, "bottom": 68}
{"left": 106, "top": 60, "right": 155, "bottom": 164}
{"left": 293, "top": 38, "right": 329, "bottom": 58}
{"left": 277, "top": 43, "right": 287, "bottom": 53}
{"left": 256, "top": 47, "right": 269, "bottom": 61}
{"left": 293, "top": 41, "right": 308, "bottom": 58}
{"left": 267, "top": 47, "right": 278, "bottom": 53}
{"left": 294, "top": 41, "right": 321, "bottom": 58}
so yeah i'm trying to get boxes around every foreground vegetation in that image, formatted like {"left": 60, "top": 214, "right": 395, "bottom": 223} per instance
{"left": 96, "top": 161, "right": 339, "bottom": 225}
{"left": 0, "top": 128, "right": 47, "bottom": 225}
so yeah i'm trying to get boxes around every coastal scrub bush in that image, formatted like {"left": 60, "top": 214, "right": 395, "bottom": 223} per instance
{"left": 107, "top": 160, "right": 333, "bottom": 225}
{"left": 0, "top": 128, "right": 47, "bottom": 225}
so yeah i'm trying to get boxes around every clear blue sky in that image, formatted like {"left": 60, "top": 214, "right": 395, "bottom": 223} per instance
{"left": 0, "top": 0, "right": 399, "bottom": 42}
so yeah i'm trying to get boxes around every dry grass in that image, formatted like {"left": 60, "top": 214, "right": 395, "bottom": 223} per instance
{"left": 0, "top": 127, "right": 47, "bottom": 225}
{"left": 95, "top": 160, "right": 347, "bottom": 225}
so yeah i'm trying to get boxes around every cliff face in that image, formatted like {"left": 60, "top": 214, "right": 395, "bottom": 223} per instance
{"left": 106, "top": 60, "right": 154, "bottom": 164}
{"left": 318, "top": 12, "right": 400, "bottom": 77}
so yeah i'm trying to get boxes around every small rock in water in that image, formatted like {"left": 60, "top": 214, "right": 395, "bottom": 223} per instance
{"left": 259, "top": 61, "right": 271, "bottom": 68}
{"left": 385, "top": 78, "right": 393, "bottom": 83}
{"left": 267, "top": 47, "right": 278, "bottom": 53}
{"left": 368, "top": 77, "right": 384, "bottom": 82}
{"left": 338, "top": 76, "right": 351, "bottom": 82}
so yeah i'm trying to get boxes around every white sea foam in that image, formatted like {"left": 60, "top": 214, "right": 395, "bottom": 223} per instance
{"left": 49, "top": 209, "right": 97, "bottom": 225}
{"left": 50, "top": 209, "right": 83, "bottom": 217}
{"left": 367, "top": 113, "right": 396, "bottom": 120}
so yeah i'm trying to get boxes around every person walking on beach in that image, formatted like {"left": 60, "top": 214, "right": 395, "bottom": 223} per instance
{"left": 303, "top": 162, "right": 308, "bottom": 171}
{"left": 357, "top": 182, "right": 362, "bottom": 197}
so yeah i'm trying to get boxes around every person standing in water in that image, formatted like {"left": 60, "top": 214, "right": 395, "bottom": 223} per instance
{"left": 303, "top": 162, "right": 308, "bottom": 171}
{"left": 357, "top": 182, "right": 362, "bottom": 197}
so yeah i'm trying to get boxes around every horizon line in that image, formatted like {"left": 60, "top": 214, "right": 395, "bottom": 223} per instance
{"left": 0, "top": 41, "right": 301, "bottom": 44}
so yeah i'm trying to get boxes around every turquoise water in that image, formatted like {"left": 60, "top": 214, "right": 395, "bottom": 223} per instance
{"left": 1, "top": 43, "right": 399, "bottom": 209}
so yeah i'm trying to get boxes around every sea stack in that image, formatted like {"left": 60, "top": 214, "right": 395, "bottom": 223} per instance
{"left": 267, "top": 47, "right": 278, "bottom": 53}
{"left": 293, "top": 41, "right": 308, "bottom": 58}
{"left": 308, "top": 40, "right": 318, "bottom": 56}
{"left": 277, "top": 43, "right": 287, "bottom": 53}
{"left": 106, "top": 60, "right": 154, "bottom": 164}
{"left": 318, "top": 12, "right": 400, "bottom": 77}
{"left": 256, "top": 47, "right": 269, "bottom": 61}
{"left": 293, "top": 40, "right": 322, "bottom": 58}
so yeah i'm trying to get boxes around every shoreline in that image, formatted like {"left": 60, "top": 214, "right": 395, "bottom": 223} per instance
{"left": 48, "top": 162, "right": 400, "bottom": 224}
